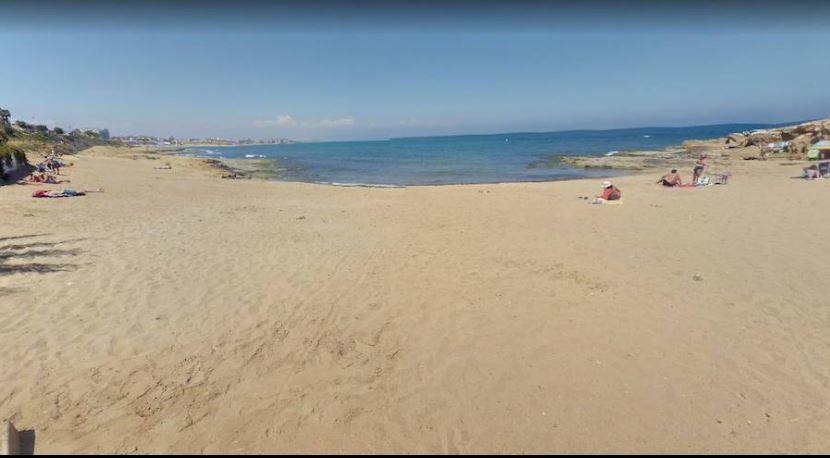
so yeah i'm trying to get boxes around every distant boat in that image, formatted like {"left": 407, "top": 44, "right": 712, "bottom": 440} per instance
{"left": 643, "top": 135, "right": 651, "bottom": 138}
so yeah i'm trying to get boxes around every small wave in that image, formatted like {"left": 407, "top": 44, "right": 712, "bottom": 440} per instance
{"left": 605, "top": 150, "right": 619, "bottom": 156}
{"left": 324, "top": 182, "right": 405, "bottom": 188}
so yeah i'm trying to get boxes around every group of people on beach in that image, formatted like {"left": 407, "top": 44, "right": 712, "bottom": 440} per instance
{"left": 592, "top": 152, "right": 718, "bottom": 203}
{"left": 19, "top": 150, "right": 71, "bottom": 185}
{"left": 657, "top": 153, "right": 710, "bottom": 187}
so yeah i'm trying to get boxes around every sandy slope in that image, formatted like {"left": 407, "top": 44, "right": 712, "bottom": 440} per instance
{"left": 1, "top": 149, "right": 828, "bottom": 453}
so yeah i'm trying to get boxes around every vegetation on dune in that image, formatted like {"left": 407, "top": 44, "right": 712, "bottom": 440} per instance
{"left": 0, "top": 105, "right": 113, "bottom": 179}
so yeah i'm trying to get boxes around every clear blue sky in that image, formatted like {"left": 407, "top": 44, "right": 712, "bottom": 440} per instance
{"left": 2, "top": 1, "right": 828, "bottom": 141}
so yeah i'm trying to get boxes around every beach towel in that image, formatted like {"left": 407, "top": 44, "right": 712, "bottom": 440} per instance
{"left": 696, "top": 176, "right": 711, "bottom": 186}
{"left": 32, "top": 189, "right": 85, "bottom": 198}
{"left": 593, "top": 198, "right": 624, "bottom": 205}
{"left": 61, "top": 188, "right": 85, "bottom": 197}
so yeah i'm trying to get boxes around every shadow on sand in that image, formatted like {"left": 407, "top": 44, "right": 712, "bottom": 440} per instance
{"left": 0, "top": 235, "right": 83, "bottom": 277}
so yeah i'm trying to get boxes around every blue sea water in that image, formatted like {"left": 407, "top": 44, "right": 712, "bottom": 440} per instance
{"left": 185, "top": 123, "right": 791, "bottom": 186}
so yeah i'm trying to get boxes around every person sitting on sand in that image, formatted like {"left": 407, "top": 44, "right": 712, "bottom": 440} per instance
{"left": 658, "top": 169, "right": 683, "bottom": 187}
{"left": 803, "top": 164, "right": 821, "bottom": 180}
{"left": 28, "top": 171, "right": 46, "bottom": 183}
{"left": 692, "top": 154, "right": 709, "bottom": 184}
{"left": 594, "top": 180, "right": 621, "bottom": 203}
{"left": 20, "top": 171, "right": 63, "bottom": 185}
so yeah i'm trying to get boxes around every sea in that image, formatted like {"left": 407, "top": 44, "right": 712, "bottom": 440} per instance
{"left": 182, "top": 123, "right": 792, "bottom": 186}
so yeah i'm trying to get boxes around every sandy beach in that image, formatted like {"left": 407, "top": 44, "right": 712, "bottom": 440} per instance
{"left": 1, "top": 147, "right": 829, "bottom": 453}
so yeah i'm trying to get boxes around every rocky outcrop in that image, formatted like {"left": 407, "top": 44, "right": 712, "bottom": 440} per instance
{"left": 747, "top": 130, "right": 783, "bottom": 146}
{"left": 726, "top": 117, "right": 830, "bottom": 157}
{"left": 726, "top": 133, "right": 748, "bottom": 147}
{"left": 0, "top": 145, "right": 27, "bottom": 181}
{"left": 788, "top": 134, "right": 814, "bottom": 157}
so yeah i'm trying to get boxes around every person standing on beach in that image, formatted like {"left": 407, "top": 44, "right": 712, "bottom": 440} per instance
{"left": 692, "top": 154, "right": 709, "bottom": 184}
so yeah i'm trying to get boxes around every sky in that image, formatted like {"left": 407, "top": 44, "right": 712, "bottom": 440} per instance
{"left": 1, "top": 1, "right": 829, "bottom": 141}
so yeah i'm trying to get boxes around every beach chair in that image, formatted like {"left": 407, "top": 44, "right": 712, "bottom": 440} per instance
{"left": 711, "top": 173, "right": 730, "bottom": 185}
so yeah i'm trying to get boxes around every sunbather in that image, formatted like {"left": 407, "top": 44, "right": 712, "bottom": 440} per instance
{"left": 593, "top": 180, "right": 621, "bottom": 204}
{"left": 803, "top": 164, "right": 821, "bottom": 180}
{"left": 32, "top": 188, "right": 101, "bottom": 198}
{"left": 19, "top": 171, "right": 66, "bottom": 185}
{"left": 658, "top": 169, "right": 683, "bottom": 187}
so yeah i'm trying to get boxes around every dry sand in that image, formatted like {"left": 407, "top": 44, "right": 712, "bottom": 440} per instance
{"left": 1, "top": 147, "right": 829, "bottom": 453}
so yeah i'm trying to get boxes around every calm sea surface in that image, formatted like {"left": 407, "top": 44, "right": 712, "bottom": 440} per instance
{"left": 184, "top": 123, "right": 790, "bottom": 186}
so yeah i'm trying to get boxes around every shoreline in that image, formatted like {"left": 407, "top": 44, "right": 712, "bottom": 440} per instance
{"left": 170, "top": 136, "right": 755, "bottom": 187}
{"left": 2, "top": 138, "right": 829, "bottom": 453}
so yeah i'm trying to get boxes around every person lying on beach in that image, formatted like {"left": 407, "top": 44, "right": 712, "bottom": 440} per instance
{"left": 25, "top": 171, "right": 48, "bottom": 183}
{"left": 593, "top": 180, "right": 621, "bottom": 203}
{"left": 32, "top": 188, "right": 103, "bottom": 198}
{"left": 692, "top": 154, "right": 709, "bottom": 184}
{"left": 658, "top": 169, "right": 683, "bottom": 187}
{"left": 19, "top": 171, "right": 67, "bottom": 185}
{"left": 803, "top": 164, "right": 821, "bottom": 180}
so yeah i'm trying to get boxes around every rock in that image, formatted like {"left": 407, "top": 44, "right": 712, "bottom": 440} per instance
{"left": 725, "top": 133, "right": 748, "bottom": 147}
{"left": 747, "top": 130, "right": 783, "bottom": 146}
{"left": 788, "top": 134, "right": 814, "bottom": 157}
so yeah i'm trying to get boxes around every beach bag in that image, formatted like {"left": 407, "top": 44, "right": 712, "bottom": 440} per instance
{"left": 711, "top": 173, "right": 730, "bottom": 185}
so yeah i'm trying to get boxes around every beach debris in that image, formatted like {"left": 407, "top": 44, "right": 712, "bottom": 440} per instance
{"left": 693, "top": 274, "right": 703, "bottom": 282}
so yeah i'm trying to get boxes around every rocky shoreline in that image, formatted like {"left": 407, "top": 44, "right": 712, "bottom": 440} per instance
{"left": 560, "top": 117, "right": 830, "bottom": 172}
